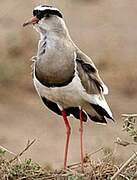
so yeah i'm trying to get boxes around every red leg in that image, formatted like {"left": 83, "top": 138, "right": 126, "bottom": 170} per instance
{"left": 61, "top": 110, "right": 71, "bottom": 169}
{"left": 80, "top": 109, "right": 84, "bottom": 169}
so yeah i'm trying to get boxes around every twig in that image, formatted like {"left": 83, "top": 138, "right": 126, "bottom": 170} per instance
{"left": 122, "top": 114, "right": 137, "bottom": 117}
{"left": 67, "top": 147, "right": 104, "bottom": 168}
{"left": 18, "top": 174, "right": 56, "bottom": 180}
{"left": 0, "top": 145, "right": 16, "bottom": 156}
{"left": 114, "top": 137, "right": 137, "bottom": 147}
{"left": 88, "top": 147, "right": 104, "bottom": 157}
{"left": 9, "top": 139, "right": 36, "bottom": 163}
{"left": 126, "top": 164, "right": 136, "bottom": 171}
{"left": 119, "top": 174, "right": 130, "bottom": 180}
{"left": 111, "top": 151, "right": 137, "bottom": 180}
{"left": 0, "top": 145, "right": 21, "bottom": 163}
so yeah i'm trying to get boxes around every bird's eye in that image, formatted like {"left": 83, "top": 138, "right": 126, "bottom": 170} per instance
{"left": 33, "top": 10, "right": 39, "bottom": 16}
{"left": 33, "top": 10, "right": 45, "bottom": 20}
{"left": 37, "top": 11, "right": 45, "bottom": 20}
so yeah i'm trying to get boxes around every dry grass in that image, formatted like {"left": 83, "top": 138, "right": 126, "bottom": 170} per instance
{"left": 0, "top": 115, "right": 137, "bottom": 180}
{"left": 0, "top": 147, "right": 117, "bottom": 180}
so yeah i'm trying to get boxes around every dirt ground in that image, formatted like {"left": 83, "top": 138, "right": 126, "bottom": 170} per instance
{"left": 0, "top": 0, "right": 137, "bottom": 168}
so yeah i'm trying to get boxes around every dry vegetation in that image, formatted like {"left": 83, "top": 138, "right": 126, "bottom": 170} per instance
{"left": 0, "top": 115, "right": 136, "bottom": 180}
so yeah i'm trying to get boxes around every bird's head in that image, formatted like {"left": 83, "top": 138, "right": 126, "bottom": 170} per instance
{"left": 23, "top": 5, "right": 67, "bottom": 35}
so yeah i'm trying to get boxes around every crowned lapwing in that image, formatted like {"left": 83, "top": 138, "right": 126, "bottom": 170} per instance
{"left": 23, "top": 5, "right": 114, "bottom": 169}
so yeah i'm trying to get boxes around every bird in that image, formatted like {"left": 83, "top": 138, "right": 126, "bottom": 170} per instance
{"left": 23, "top": 4, "right": 114, "bottom": 169}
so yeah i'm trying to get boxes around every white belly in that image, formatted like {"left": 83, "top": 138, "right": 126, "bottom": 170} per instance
{"left": 33, "top": 71, "right": 113, "bottom": 118}
{"left": 33, "top": 73, "right": 86, "bottom": 108}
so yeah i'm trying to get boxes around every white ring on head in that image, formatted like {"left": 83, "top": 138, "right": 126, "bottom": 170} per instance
{"left": 34, "top": 5, "right": 60, "bottom": 12}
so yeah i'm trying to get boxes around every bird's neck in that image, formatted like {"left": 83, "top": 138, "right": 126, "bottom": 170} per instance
{"left": 37, "top": 28, "right": 72, "bottom": 58}
{"left": 38, "top": 19, "right": 71, "bottom": 42}
{"left": 39, "top": 29, "right": 71, "bottom": 43}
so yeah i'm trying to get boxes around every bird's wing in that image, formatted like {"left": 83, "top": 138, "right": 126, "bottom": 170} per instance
{"left": 76, "top": 49, "right": 108, "bottom": 95}
{"left": 75, "top": 49, "right": 113, "bottom": 120}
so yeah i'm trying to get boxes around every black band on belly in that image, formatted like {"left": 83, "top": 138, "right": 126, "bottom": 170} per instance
{"left": 35, "top": 69, "right": 75, "bottom": 88}
{"left": 41, "top": 96, "right": 87, "bottom": 121}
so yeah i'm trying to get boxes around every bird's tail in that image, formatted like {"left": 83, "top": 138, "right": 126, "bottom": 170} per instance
{"left": 83, "top": 95, "right": 114, "bottom": 124}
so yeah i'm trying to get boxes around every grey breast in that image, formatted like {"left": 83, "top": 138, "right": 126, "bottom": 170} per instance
{"left": 35, "top": 37, "right": 75, "bottom": 87}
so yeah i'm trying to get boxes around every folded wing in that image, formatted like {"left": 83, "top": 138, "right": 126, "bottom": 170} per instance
{"left": 76, "top": 49, "right": 113, "bottom": 123}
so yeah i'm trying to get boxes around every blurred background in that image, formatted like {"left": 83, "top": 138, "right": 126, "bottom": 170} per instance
{"left": 0, "top": 0, "right": 137, "bottom": 168}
